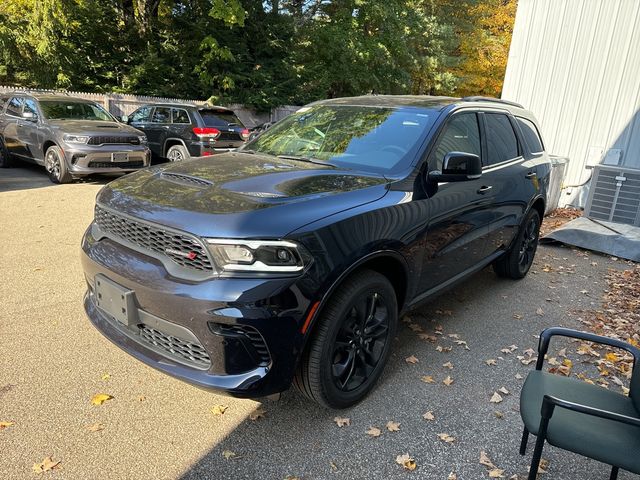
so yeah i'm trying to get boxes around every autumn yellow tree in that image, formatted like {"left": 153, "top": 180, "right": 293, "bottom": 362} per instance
{"left": 454, "top": 0, "right": 517, "bottom": 97}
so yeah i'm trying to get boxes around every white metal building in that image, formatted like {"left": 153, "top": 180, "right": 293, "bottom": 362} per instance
{"left": 502, "top": 0, "right": 640, "bottom": 207}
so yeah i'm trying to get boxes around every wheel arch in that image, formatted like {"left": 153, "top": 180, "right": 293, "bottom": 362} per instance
{"left": 163, "top": 138, "right": 187, "bottom": 156}
{"left": 302, "top": 250, "right": 409, "bottom": 340}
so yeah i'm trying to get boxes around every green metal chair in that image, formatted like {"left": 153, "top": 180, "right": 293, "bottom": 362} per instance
{"left": 520, "top": 327, "right": 640, "bottom": 480}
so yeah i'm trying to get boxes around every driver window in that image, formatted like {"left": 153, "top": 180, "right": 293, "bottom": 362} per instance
{"left": 432, "top": 113, "right": 481, "bottom": 170}
{"left": 23, "top": 99, "right": 38, "bottom": 116}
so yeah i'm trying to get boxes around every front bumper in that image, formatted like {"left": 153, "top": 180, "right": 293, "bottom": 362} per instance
{"left": 81, "top": 227, "right": 311, "bottom": 398}
{"left": 65, "top": 145, "right": 151, "bottom": 175}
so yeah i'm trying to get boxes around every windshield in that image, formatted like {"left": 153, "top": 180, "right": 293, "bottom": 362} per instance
{"left": 39, "top": 101, "right": 115, "bottom": 121}
{"left": 241, "top": 104, "right": 436, "bottom": 174}
{"left": 200, "top": 110, "right": 244, "bottom": 128}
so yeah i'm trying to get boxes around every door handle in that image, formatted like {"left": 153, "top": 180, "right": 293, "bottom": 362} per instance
{"left": 477, "top": 185, "right": 493, "bottom": 194}
{"left": 525, "top": 171, "right": 537, "bottom": 179}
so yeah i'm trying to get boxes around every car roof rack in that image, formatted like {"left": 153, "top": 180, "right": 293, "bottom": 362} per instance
{"left": 461, "top": 96, "right": 524, "bottom": 109}
{"left": 8, "top": 89, "right": 70, "bottom": 96}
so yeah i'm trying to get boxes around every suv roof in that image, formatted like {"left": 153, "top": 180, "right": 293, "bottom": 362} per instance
{"left": 4, "top": 91, "right": 97, "bottom": 103}
{"left": 140, "top": 103, "right": 233, "bottom": 113}
{"left": 313, "top": 95, "right": 527, "bottom": 113}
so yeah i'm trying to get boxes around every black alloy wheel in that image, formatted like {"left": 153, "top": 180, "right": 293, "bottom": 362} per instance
{"left": 294, "top": 269, "right": 398, "bottom": 408}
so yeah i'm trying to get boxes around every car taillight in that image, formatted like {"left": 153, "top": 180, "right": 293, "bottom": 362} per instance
{"left": 193, "top": 127, "right": 220, "bottom": 139}
{"left": 240, "top": 128, "right": 250, "bottom": 140}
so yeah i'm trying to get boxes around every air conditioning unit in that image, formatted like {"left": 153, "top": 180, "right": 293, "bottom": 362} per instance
{"left": 584, "top": 165, "right": 640, "bottom": 226}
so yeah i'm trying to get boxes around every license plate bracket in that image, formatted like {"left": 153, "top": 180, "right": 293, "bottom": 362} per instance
{"left": 111, "top": 152, "right": 129, "bottom": 162}
{"left": 94, "top": 274, "right": 137, "bottom": 327}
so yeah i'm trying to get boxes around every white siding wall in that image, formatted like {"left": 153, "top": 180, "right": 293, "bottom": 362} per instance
{"left": 502, "top": 0, "right": 640, "bottom": 206}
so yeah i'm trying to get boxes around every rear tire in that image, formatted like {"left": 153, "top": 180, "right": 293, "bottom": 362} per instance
{"left": 0, "top": 138, "right": 14, "bottom": 168}
{"left": 166, "top": 144, "right": 189, "bottom": 162}
{"left": 294, "top": 270, "right": 397, "bottom": 409}
{"left": 44, "top": 145, "right": 72, "bottom": 184}
{"left": 493, "top": 209, "right": 541, "bottom": 279}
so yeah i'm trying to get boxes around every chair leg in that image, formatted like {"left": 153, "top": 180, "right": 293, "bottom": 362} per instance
{"left": 610, "top": 466, "right": 619, "bottom": 480}
{"left": 527, "top": 433, "right": 546, "bottom": 480}
{"left": 520, "top": 427, "right": 529, "bottom": 455}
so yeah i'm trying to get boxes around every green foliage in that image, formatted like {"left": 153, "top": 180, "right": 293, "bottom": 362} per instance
{"left": 0, "top": 0, "right": 516, "bottom": 107}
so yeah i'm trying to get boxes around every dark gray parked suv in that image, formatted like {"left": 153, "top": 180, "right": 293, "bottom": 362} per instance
{"left": 0, "top": 92, "right": 150, "bottom": 183}
{"left": 125, "top": 103, "right": 250, "bottom": 161}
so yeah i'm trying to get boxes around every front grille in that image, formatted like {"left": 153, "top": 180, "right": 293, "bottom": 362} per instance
{"left": 139, "top": 324, "right": 211, "bottom": 368}
{"left": 94, "top": 206, "right": 214, "bottom": 273}
{"left": 88, "top": 160, "right": 144, "bottom": 169}
{"left": 209, "top": 323, "right": 270, "bottom": 366}
{"left": 88, "top": 135, "right": 140, "bottom": 145}
{"left": 161, "top": 172, "right": 213, "bottom": 187}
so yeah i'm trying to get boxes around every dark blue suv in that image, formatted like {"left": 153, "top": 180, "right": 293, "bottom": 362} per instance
{"left": 82, "top": 95, "right": 550, "bottom": 408}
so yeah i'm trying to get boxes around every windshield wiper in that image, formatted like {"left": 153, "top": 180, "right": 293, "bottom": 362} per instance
{"left": 277, "top": 155, "right": 336, "bottom": 167}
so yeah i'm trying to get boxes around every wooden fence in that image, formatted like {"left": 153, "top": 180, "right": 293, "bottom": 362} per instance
{"left": 0, "top": 86, "right": 298, "bottom": 127}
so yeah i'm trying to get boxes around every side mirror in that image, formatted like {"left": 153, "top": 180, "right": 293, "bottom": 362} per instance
{"left": 428, "top": 152, "right": 482, "bottom": 182}
{"left": 120, "top": 115, "right": 129, "bottom": 123}
{"left": 22, "top": 111, "right": 37, "bottom": 122}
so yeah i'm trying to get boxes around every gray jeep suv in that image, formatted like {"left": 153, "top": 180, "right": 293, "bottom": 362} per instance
{"left": 0, "top": 92, "right": 150, "bottom": 183}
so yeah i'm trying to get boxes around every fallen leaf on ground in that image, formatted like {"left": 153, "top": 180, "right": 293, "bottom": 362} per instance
{"left": 489, "top": 468, "right": 505, "bottom": 478}
{"left": 366, "top": 426, "right": 382, "bottom": 437}
{"left": 137, "top": 395, "right": 146, "bottom": 402}
{"left": 480, "top": 451, "right": 496, "bottom": 468}
{"left": 443, "top": 376, "right": 454, "bottom": 386}
{"left": 515, "top": 373, "right": 524, "bottom": 379}
{"left": 211, "top": 405, "right": 228, "bottom": 416}
{"left": 222, "top": 450, "right": 237, "bottom": 460}
{"left": 436, "top": 345, "right": 453, "bottom": 352}
{"left": 423, "top": 411, "right": 435, "bottom": 421}
{"left": 334, "top": 417, "right": 350, "bottom": 427}
{"left": 448, "top": 473, "right": 457, "bottom": 480}
{"left": 405, "top": 355, "right": 419, "bottom": 364}
{"left": 86, "top": 423, "right": 104, "bottom": 432}
{"left": 396, "top": 453, "right": 417, "bottom": 471}
{"left": 101, "top": 373, "right": 111, "bottom": 381}
{"left": 437, "top": 433, "right": 456, "bottom": 443}
{"left": 498, "top": 387, "right": 510, "bottom": 395}
{"left": 408, "top": 323, "right": 423, "bottom": 332}
{"left": 249, "top": 408, "right": 265, "bottom": 421}
{"left": 536, "top": 307, "right": 545, "bottom": 316}
{"left": 494, "top": 411, "right": 504, "bottom": 419}
{"left": 490, "top": 392, "right": 503, "bottom": 403}
{"left": 486, "top": 359, "right": 497, "bottom": 366}
{"left": 33, "top": 457, "right": 61, "bottom": 474}
{"left": 0, "top": 421, "right": 14, "bottom": 430}
{"left": 421, "top": 375, "right": 435, "bottom": 384}
{"left": 386, "top": 420, "right": 400, "bottom": 432}
{"left": 442, "top": 361, "right": 454, "bottom": 369}
{"left": 419, "top": 333, "right": 437, "bottom": 342}
{"left": 513, "top": 313, "right": 523, "bottom": 319}
{"left": 90, "top": 393, "right": 113, "bottom": 406}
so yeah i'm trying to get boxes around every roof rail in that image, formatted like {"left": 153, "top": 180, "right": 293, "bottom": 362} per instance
{"left": 461, "top": 96, "right": 524, "bottom": 109}
{"left": 9, "top": 89, "right": 70, "bottom": 96}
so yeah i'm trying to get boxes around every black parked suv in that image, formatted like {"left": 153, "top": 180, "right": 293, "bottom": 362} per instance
{"left": 125, "top": 103, "right": 250, "bottom": 161}
{"left": 0, "top": 92, "right": 150, "bottom": 183}
{"left": 82, "top": 95, "right": 550, "bottom": 408}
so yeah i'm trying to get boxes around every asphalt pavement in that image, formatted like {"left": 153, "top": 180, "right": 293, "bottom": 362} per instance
{"left": 0, "top": 164, "right": 632, "bottom": 479}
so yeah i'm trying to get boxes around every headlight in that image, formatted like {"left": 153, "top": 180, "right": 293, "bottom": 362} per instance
{"left": 205, "top": 239, "right": 307, "bottom": 273}
{"left": 138, "top": 135, "right": 148, "bottom": 145}
{"left": 63, "top": 134, "right": 90, "bottom": 144}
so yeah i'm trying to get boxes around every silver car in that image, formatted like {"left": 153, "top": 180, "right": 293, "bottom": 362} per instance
{"left": 0, "top": 92, "right": 150, "bottom": 183}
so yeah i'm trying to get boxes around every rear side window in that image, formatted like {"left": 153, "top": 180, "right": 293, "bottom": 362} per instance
{"left": 130, "top": 106, "right": 151, "bottom": 123}
{"left": 152, "top": 107, "right": 171, "bottom": 123}
{"left": 6, "top": 97, "right": 23, "bottom": 116}
{"left": 432, "top": 112, "right": 481, "bottom": 170}
{"left": 484, "top": 114, "right": 519, "bottom": 165}
{"left": 23, "top": 99, "right": 38, "bottom": 116}
{"left": 172, "top": 108, "right": 190, "bottom": 124}
{"left": 516, "top": 117, "right": 544, "bottom": 153}
{"left": 200, "top": 110, "right": 244, "bottom": 128}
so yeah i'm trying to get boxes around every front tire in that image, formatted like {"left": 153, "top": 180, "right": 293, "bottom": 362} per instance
{"left": 294, "top": 270, "right": 398, "bottom": 409}
{"left": 0, "top": 138, "right": 14, "bottom": 168}
{"left": 493, "top": 209, "right": 541, "bottom": 279}
{"left": 166, "top": 144, "right": 189, "bottom": 162}
{"left": 44, "top": 145, "right": 72, "bottom": 184}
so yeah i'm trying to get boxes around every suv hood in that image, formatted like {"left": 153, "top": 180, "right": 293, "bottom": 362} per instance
{"left": 48, "top": 120, "right": 143, "bottom": 136}
{"left": 97, "top": 152, "right": 389, "bottom": 238}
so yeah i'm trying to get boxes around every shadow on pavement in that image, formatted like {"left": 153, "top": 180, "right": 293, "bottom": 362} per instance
{"left": 0, "top": 162, "right": 114, "bottom": 193}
